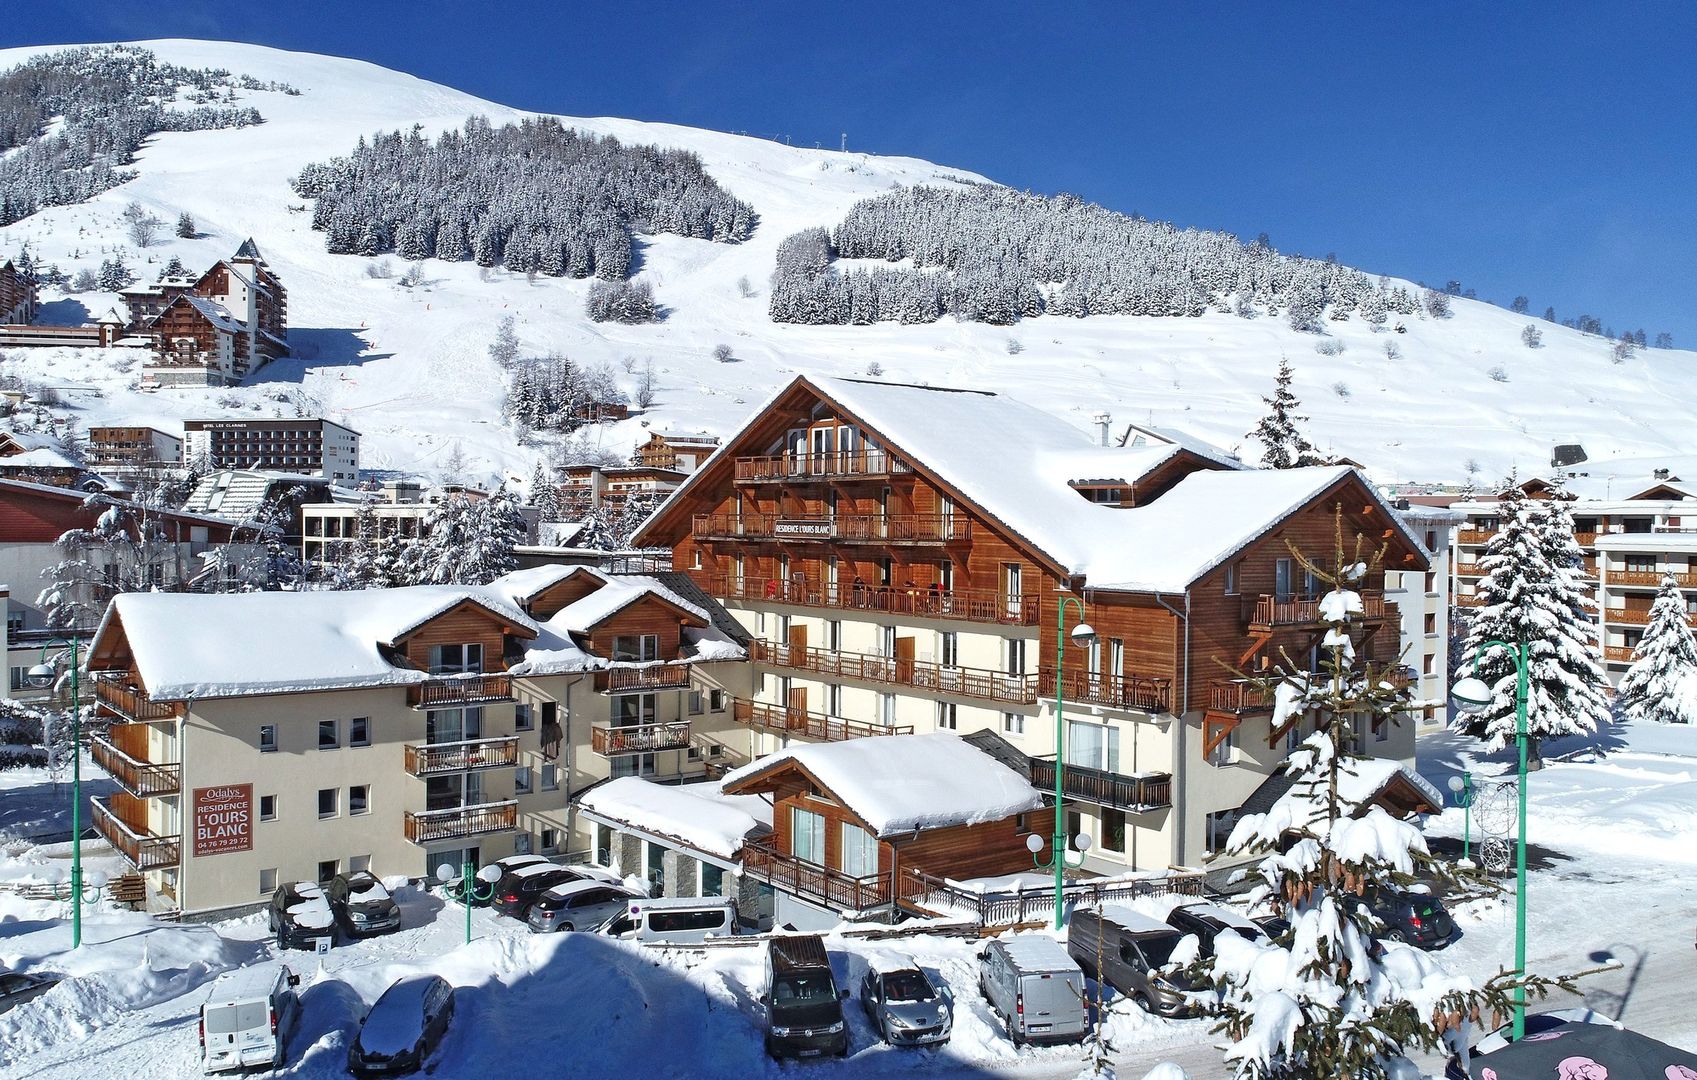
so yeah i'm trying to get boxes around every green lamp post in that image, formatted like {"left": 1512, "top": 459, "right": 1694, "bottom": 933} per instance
{"left": 1028, "top": 596, "right": 1096, "bottom": 930}
{"left": 436, "top": 860, "right": 502, "bottom": 944}
{"left": 27, "top": 639, "right": 87, "bottom": 949}
{"left": 1446, "top": 771, "right": 1476, "bottom": 867}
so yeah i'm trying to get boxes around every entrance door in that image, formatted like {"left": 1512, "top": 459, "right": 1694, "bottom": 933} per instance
{"left": 1275, "top": 558, "right": 1295, "bottom": 601}
{"left": 894, "top": 636, "right": 916, "bottom": 683}
{"left": 788, "top": 624, "right": 807, "bottom": 666}
{"left": 1001, "top": 563, "right": 1023, "bottom": 621}
{"left": 786, "top": 686, "right": 808, "bottom": 729}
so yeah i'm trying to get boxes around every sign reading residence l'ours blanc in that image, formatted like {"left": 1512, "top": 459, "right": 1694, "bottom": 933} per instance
{"left": 192, "top": 784, "right": 253, "bottom": 857}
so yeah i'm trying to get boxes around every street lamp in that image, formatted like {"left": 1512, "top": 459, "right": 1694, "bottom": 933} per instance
{"left": 1451, "top": 638, "right": 1529, "bottom": 1041}
{"left": 1042, "top": 596, "right": 1096, "bottom": 930}
{"left": 435, "top": 861, "right": 502, "bottom": 944}
{"left": 26, "top": 639, "right": 85, "bottom": 949}
{"left": 1446, "top": 772, "right": 1476, "bottom": 868}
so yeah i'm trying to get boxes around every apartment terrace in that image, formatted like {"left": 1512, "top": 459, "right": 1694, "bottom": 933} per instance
{"left": 692, "top": 512, "right": 969, "bottom": 545}
{"left": 590, "top": 721, "right": 693, "bottom": 756}
{"left": 752, "top": 639, "right": 1040, "bottom": 705}
{"left": 407, "top": 673, "right": 513, "bottom": 709}
{"left": 91, "top": 796, "right": 179, "bottom": 870}
{"left": 1604, "top": 608, "right": 1697, "bottom": 628}
{"left": 402, "top": 737, "right": 519, "bottom": 777}
{"left": 1248, "top": 590, "right": 1391, "bottom": 630}
{"left": 89, "top": 733, "right": 181, "bottom": 798}
{"left": 742, "top": 840, "right": 889, "bottom": 912}
{"left": 1604, "top": 645, "right": 1635, "bottom": 663}
{"left": 1039, "top": 669, "right": 1171, "bottom": 713}
{"left": 403, "top": 800, "right": 518, "bottom": 844}
{"left": 1608, "top": 570, "right": 1697, "bottom": 587}
{"left": 93, "top": 676, "right": 177, "bottom": 723}
{"left": 733, "top": 450, "right": 912, "bottom": 483}
{"left": 1028, "top": 758, "right": 1172, "bottom": 813}
{"left": 594, "top": 665, "right": 692, "bottom": 694}
{"left": 733, "top": 699, "right": 913, "bottom": 742}
{"left": 700, "top": 572, "right": 1040, "bottom": 626}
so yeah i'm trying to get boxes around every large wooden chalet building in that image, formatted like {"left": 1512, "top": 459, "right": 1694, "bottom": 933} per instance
{"left": 125, "top": 240, "right": 289, "bottom": 387}
{"left": 633, "top": 375, "right": 1428, "bottom": 873}
{"left": 0, "top": 258, "right": 37, "bottom": 325}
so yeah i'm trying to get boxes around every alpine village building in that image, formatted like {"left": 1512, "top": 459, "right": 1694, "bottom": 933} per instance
{"left": 125, "top": 240, "right": 290, "bottom": 388}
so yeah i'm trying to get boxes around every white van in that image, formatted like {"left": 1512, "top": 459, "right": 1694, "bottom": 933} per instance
{"left": 599, "top": 895, "right": 740, "bottom": 943}
{"left": 199, "top": 963, "right": 301, "bottom": 1074}
{"left": 978, "top": 936, "right": 1088, "bottom": 1046}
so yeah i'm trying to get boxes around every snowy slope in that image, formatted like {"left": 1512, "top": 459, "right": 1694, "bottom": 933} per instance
{"left": 0, "top": 38, "right": 1691, "bottom": 487}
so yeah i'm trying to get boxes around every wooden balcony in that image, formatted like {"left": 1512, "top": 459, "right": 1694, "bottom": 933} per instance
{"left": 407, "top": 673, "right": 513, "bottom": 708}
{"left": 1248, "top": 591, "right": 1390, "bottom": 630}
{"left": 733, "top": 699, "right": 913, "bottom": 742}
{"left": 1604, "top": 644, "right": 1636, "bottom": 663}
{"left": 1029, "top": 758, "right": 1172, "bottom": 813}
{"left": 1605, "top": 608, "right": 1653, "bottom": 625}
{"left": 1456, "top": 529, "right": 1495, "bottom": 545}
{"left": 1209, "top": 679, "right": 1275, "bottom": 713}
{"left": 701, "top": 573, "right": 1040, "bottom": 626}
{"left": 93, "top": 676, "right": 177, "bottom": 722}
{"left": 403, "top": 800, "right": 518, "bottom": 844}
{"left": 1038, "top": 669, "right": 1170, "bottom": 713}
{"left": 752, "top": 639, "right": 1040, "bottom": 705}
{"left": 594, "top": 664, "right": 692, "bottom": 694}
{"left": 1609, "top": 570, "right": 1697, "bottom": 588}
{"left": 734, "top": 450, "right": 911, "bottom": 483}
{"left": 591, "top": 721, "right": 693, "bottom": 756}
{"left": 1574, "top": 532, "right": 1599, "bottom": 546}
{"left": 91, "top": 796, "right": 179, "bottom": 871}
{"left": 692, "top": 512, "right": 968, "bottom": 545}
{"left": 1454, "top": 592, "right": 1484, "bottom": 607}
{"left": 403, "top": 737, "right": 519, "bottom": 777}
{"left": 742, "top": 841, "right": 889, "bottom": 912}
{"left": 89, "top": 734, "right": 180, "bottom": 797}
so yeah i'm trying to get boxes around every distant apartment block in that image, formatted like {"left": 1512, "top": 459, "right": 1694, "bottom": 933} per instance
{"left": 183, "top": 418, "right": 360, "bottom": 483}
{"left": 635, "top": 430, "right": 721, "bottom": 473}
{"left": 87, "top": 426, "right": 184, "bottom": 473}
{"left": 0, "top": 258, "right": 37, "bottom": 325}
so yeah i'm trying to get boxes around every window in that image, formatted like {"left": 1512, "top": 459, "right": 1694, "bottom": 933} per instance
{"left": 1274, "top": 557, "right": 1295, "bottom": 600}
{"left": 541, "top": 828, "right": 560, "bottom": 853}
{"left": 317, "top": 859, "right": 338, "bottom": 883}
{"left": 350, "top": 854, "right": 371, "bottom": 874}
{"left": 939, "top": 631, "right": 959, "bottom": 668}
{"left": 7, "top": 667, "right": 24, "bottom": 692}
{"left": 612, "top": 634, "right": 660, "bottom": 662}
{"left": 701, "top": 863, "right": 724, "bottom": 897}
{"left": 515, "top": 766, "right": 533, "bottom": 794}
{"left": 840, "top": 823, "right": 878, "bottom": 877}
{"left": 1068, "top": 719, "right": 1120, "bottom": 772}
{"left": 318, "top": 719, "right": 338, "bottom": 750}
{"left": 515, "top": 833, "right": 533, "bottom": 856}
{"left": 1006, "top": 638, "right": 1027, "bottom": 676}
{"left": 541, "top": 764, "right": 559, "bottom": 791}
{"left": 349, "top": 785, "right": 370, "bottom": 815}
{"left": 1374, "top": 717, "right": 1390, "bottom": 743}
{"left": 936, "top": 702, "right": 957, "bottom": 730}
{"left": 710, "top": 689, "right": 726, "bottom": 712}
{"left": 596, "top": 823, "right": 613, "bottom": 866}
{"left": 791, "top": 807, "right": 826, "bottom": 866}
{"left": 428, "top": 642, "right": 484, "bottom": 675}
{"left": 259, "top": 868, "right": 277, "bottom": 896}
{"left": 259, "top": 725, "right": 278, "bottom": 753}
{"left": 515, "top": 703, "right": 534, "bottom": 731}
{"left": 1208, "top": 724, "right": 1235, "bottom": 766}
{"left": 1625, "top": 553, "right": 1657, "bottom": 573}
{"left": 259, "top": 794, "right": 277, "bottom": 822}
{"left": 1424, "top": 613, "right": 1437, "bottom": 635}
{"left": 1100, "top": 807, "right": 1126, "bottom": 853}
{"left": 317, "top": 788, "right": 338, "bottom": 818}
{"left": 688, "top": 691, "right": 704, "bottom": 715}
{"left": 350, "top": 717, "right": 370, "bottom": 747}
{"left": 1203, "top": 810, "right": 1237, "bottom": 858}
{"left": 1002, "top": 712, "right": 1025, "bottom": 736}
{"left": 826, "top": 683, "right": 843, "bottom": 716}
{"left": 880, "top": 694, "right": 896, "bottom": 726}
{"left": 1224, "top": 560, "right": 1238, "bottom": 595}
{"left": 1424, "top": 652, "right": 1436, "bottom": 675}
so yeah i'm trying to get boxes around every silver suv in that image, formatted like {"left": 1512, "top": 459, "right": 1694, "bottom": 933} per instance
{"left": 525, "top": 880, "right": 640, "bottom": 933}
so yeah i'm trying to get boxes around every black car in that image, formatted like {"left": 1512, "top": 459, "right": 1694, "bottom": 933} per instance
{"left": 1252, "top": 915, "right": 1292, "bottom": 943}
{"left": 0, "top": 970, "right": 58, "bottom": 1016}
{"left": 327, "top": 871, "right": 402, "bottom": 938}
{"left": 471, "top": 854, "right": 548, "bottom": 907}
{"left": 268, "top": 880, "right": 337, "bottom": 949}
{"left": 1367, "top": 889, "right": 1454, "bottom": 949}
{"left": 1165, "top": 903, "right": 1268, "bottom": 958}
{"left": 490, "top": 865, "right": 591, "bottom": 919}
{"left": 349, "top": 974, "right": 455, "bottom": 1075}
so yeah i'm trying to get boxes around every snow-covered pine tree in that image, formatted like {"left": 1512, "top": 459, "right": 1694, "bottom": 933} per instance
{"left": 1531, "top": 488, "right": 1610, "bottom": 730}
{"left": 458, "top": 487, "right": 525, "bottom": 584}
{"left": 489, "top": 315, "right": 519, "bottom": 369}
{"left": 411, "top": 495, "right": 471, "bottom": 584}
{"left": 1452, "top": 484, "right": 1609, "bottom": 760}
{"left": 37, "top": 495, "right": 171, "bottom": 628}
{"left": 530, "top": 462, "right": 564, "bottom": 522}
{"left": 1615, "top": 573, "right": 1697, "bottom": 724}
{"left": 1246, "top": 357, "right": 1324, "bottom": 469}
{"left": 1201, "top": 512, "right": 1562, "bottom": 1079}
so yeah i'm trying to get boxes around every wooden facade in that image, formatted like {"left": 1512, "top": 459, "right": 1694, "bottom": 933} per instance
{"left": 0, "top": 258, "right": 37, "bottom": 325}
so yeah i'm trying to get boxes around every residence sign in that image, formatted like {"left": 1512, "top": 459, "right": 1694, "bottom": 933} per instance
{"left": 192, "top": 784, "right": 253, "bottom": 857}
{"left": 774, "top": 519, "right": 833, "bottom": 538}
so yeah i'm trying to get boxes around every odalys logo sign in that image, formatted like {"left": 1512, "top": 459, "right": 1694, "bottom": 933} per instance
{"left": 192, "top": 784, "right": 253, "bottom": 857}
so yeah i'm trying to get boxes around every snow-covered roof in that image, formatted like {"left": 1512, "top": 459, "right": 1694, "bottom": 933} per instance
{"left": 183, "top": 470, "right": 330, "bottom": 518}
{"left": 1, "top": 447, "right": 80, "bottom": 470}
{"left": 1119, "top": 421, "right": 1244, "bottom": 469}
{"left": 722, "top": 732, "right": 1044, "bottom": 838}
{"left": 550, "top": 573, "right": 708, "bottom": 631}
{"left": 575, "top": 777, "right": 773, "bottom": 863}
{"left": 99, "top": 586, "right": 538, "bottom": 700}
{"left": 206, "top": 963, "right": 294, "bottom": 1005}
{"left": 503, "top": 570, "right": 734, "bottom": 676}
{"left": 1595, "top": 532, "right": 1697, "bottom": 552}
{"left": 0, "top": 429, "right": 61, "bottom": 452}
{"left": 1095, "top": 904, "right": 1177, "bottom": 936}
{"left": 997, "top": 935, "right": 1076, "bottom": 972}
{"left": 182, "top": 294, "right": 247, "bottom": 335}
{"left": 1265, "top": 756, "right": 1443, "bottom": 824}
{"left": 485, "top": 563, "right": 597, "bottom": 605}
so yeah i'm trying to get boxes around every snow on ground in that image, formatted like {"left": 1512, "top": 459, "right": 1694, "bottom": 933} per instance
{"left": 0, "top": 39, "right": 1693, "bottom": 490}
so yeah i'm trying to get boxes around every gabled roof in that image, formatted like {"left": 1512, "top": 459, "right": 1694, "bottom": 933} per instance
{"left": 1119, "top": 421, "right": 1243, "bottom": 469}
{"left": 233, "top": 237, "right": 266, "bottom": 262}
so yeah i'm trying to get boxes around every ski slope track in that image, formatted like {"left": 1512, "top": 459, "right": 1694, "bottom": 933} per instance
{"left": 0, "top": 38, "right": 1691, "bottom": 486}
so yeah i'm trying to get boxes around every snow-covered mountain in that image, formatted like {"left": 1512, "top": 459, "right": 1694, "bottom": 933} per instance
{"left": 0, "top": 38, "right": 1690, "bottom": 488}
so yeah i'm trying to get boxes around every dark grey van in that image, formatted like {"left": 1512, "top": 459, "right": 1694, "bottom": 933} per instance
{"left": 1067, "top": 905, "right": 1202, "bottom": 1017}
{"left": 761, "top": 935, "right": 848, "bottom": 1059}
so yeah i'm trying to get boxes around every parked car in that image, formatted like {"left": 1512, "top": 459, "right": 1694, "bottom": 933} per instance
{"left": 1165, "top": 902, "right": 1268, "bottom": 958}
{"left": 1252, "top": 914, "right": 1292, "bottom": 943}
{"left": 198, "top": 963, "right": 301, "bottom": 1074}
{"left": 491, "top": 865, "right": 586, "bottom": 919}
{"left": 597, "top": 895, "right": 741, "bottom": 944}
{"left": 1067, "top": 905, "right": 1202, "bottom": 1018}
{"left": 327, "top": 872, "right": 401, "bottom": 938}
{"left": 348, "top": 974, "right": 456, "bottom": 1076}
{"left": 0, "top": 970, "right": 58, "bottom": 1016}
{"left": 762, "top": 934, "right": 849, "bottom": 1059}
{"left": 980, "top": 935, "right": 1088, "bottom": 1045}
{"left": 1365, "top": 888, "right": 1455, "bottom": 949}
{"left": 526, "top": 880, "right": 641, "bottom": 933}
{"left": 1442, "top": 1010, "right": 1691, "bottom": 1079}
{"left": 468, "top": 854, "right": 548, "bottom": 906}
{"left": 268, "top": 881, "right": 336, "bottom": 950}
{"left": 859, "top": 962, "right": 952, "bottom": 1047}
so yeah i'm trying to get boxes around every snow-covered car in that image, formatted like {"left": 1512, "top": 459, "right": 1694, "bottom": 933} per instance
{"left": 0, "top": 970, "right": 58, "bottom": 1016}
{"left": 1165, "top": 902, "right": 1268, "bottom": 958}
{"left": 327, "top": 871, "right": 401, "bottom": 938}
{"left": 348, "top": 974, "right": 455, "bottom": 1076}
{"left": 468, "top": 854, "right": 548, "bottom": 906}
{"left": 525, "top": 880, "right": 642, "bottom": 933}
{"left": 199, "top": 964, "right": 301, "bottom": 1074}
{"left": 859, "top": 963, "right": 952, "bottom": 1046}
{"left": 267, "top": 881, "right": 336, "bottom": 950}
{"left": 1364, "top": 888, "right": 1454, "bottom": 949}
{"left": 490, "top": 864, "right": 582, "bottom": 919}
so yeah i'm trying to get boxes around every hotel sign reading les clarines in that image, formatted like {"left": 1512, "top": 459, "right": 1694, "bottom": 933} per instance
{"left": 192, "top": 784, "right": 253, "bottom": 857}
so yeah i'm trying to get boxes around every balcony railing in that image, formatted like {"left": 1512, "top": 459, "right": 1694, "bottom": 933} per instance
{"left": 1604, "top": 644, "right": 1636, "bottom": 663}
{"left": 89, "top": 734, "right": 181, "bottom": 797}
{"left": 1209, "top": 679, "right": 1275, "bottom": 713}
{"left": 692, "top": 513, "right": 969, "bottom": 544}
{"left": 407, "top": 673, "right": 513, "bottom": 708}
{"left": 733, "top": 699, "right": 912, "bottom": 742}
{"left": 752, "top": 640, "right": 1040, "bottom": 705}
{"left": 700, "top": 573, "right": 1041, "bottom": 626}
{"left": 1605, "top": 608, "right": 1653, "bottom": 625}
{"left": 1609, "top": 570, "right": 1697, "bottom": 587}
{"left": 1249, "top": 591, "right": 1389, "bottom": 629}
{"left": 91, "top": 797, "right": 179, "bottom": 870}
{"left": 1573, "top": 532, "right": 1599, "bottom": 546}
{"left": 742, "top": 841, "right": 889, "bottom": 911}
{"left": 1029, "top": 758, "right": 1172, "bottom": 813}
{"left": 1456, "top": 529, "right": 1495, "bottom": 545}
{"left": 591, "top": 721, "right": 693, "bottom": 756}
{"left": 1038, "top": 669, "right": 1171, "bottom": 713}
{"left": 594, "top": 664, "right": 692, "bottom": 694}
{"left": 403, "top": 737, "right": 519, "bottom": 777}
{"left": 1454, "top": 593, "right": 1484, "bottom": 607}
{"left": 93, "top": 676, "right": 177, "bottom": 722}
{"left": 403, "top": 800, "right": 518, "bottom": 844}
{"left": 734, "top": 450, "right": 911, "bottom": 483}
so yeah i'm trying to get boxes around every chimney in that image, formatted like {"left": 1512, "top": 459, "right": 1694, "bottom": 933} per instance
{"left": 1093, "top": 412, "right": 1112, "bottom": 447}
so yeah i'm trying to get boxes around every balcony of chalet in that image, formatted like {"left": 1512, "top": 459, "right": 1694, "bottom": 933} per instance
{"left": 590, "top": 721, "right": 693, "bottom": 757}
{"left": 733, "top": 699, "right": 913, "bottom": 742}
{"left": 1028, "top": 758, "right": 1172, "bottom": 813}
{"left": 91, "top": 795, "right": 179, "bottom": 871}
{"left": 1456, "top": 529, "right": 1494, "bottom": 545}
{"left": 1038, "top": 669, "right": 1171, "bottom": 714}
{"left": 1604, "top": 607, "right": 1697, "bottom": 628}
{"left": 752, "top": 640, "right": 1040, "bottom": 705}
{"left": 402, "top": 737, "right": 519, "bottom": 777}
{"left": 692, "top": 512, "right": 968, "bottom": 545}
{"left": 700, "top": 573, "right": 1040, "bottom": 626}
{"left": 92, "top": 675, "right": 177, "bottom": 723}
{"left": 733, "top": 449, "right": 912, "bottom": 484}
{"left": 407, "top": 673, "right": 514, "bottom": 709}
{"left": 594, "top": 664, "right": 693, "bottom": 695}
{"left": 741, "top": 840, "right": 889, "bottom": 912}
{"left": 1604, "top": 645, "right": 1635, "bottom": 663}
{"left": 403, "top": 800, "right": 518, "bottom": 845}
{"left": 1209, "top": 679, "right": 1275, "bottom": 714}
{"left": 1246, "top": 591, "right": 1392, "bottom": 631}
{"left": 1610, "top": 569, "right": 1697, "bottom": 588}
{"left": 89, "top": 732, "right": 180, "bottom": 798}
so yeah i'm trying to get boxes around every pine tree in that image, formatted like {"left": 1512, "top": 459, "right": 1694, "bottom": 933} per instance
{"left": 530, "top": 462, "right": 564, "bottom": 522}
{"left": 463, "top": 486, "right": 526, "bottom": 582}
{"left": 175, "top": 212, "right": 195, "bottom": 238}
{"left": 1247, "top": 358, "right": 1324, "bottom": 469}
{"left": 1453, "top": 485, "right": 1610, "bottom": 759}
{"left": 490, "top": 315, "right": 519, "bottom": 369}
{"left": 159, "top": 255, "right": 187, "bottom": 280}
{"left": 1616, "top": 574, "right": 1697, "bottom": 724}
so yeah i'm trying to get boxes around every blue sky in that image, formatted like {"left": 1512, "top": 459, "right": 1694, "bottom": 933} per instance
{"left": 6, "top": 2, "right": 1694, "bottom": 345}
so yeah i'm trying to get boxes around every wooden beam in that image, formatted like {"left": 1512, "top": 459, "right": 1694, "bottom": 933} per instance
{"left": 1203, "top": 711, "right": 1241, "bottom": 758}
